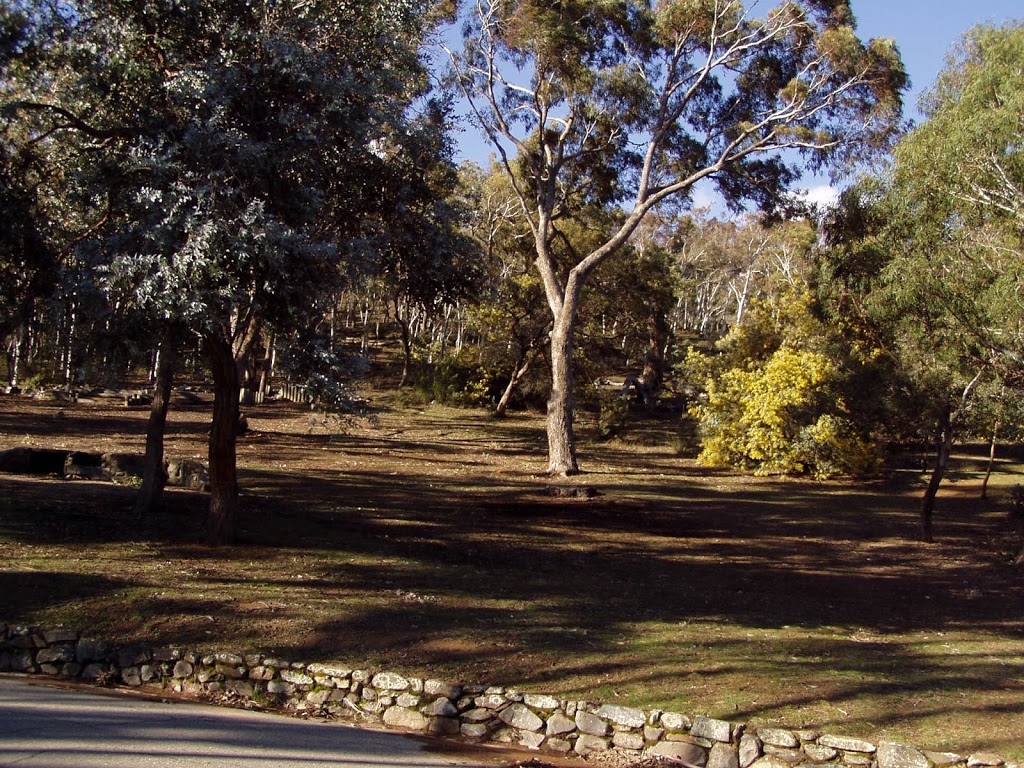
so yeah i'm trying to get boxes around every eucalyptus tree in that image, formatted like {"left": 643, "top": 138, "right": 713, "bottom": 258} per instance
{"left": 873, "top": 21, "right": 1024, "bottom": 541}
{"left": 4, "top": 0, "right": 447, "bottom": 543}
{"left": 447, "top": 0, "right": 907, "bottom": 475}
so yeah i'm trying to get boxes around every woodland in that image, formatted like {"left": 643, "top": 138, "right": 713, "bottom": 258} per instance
{"left": 2, "top": 0, "right": 1024, "bottom": 757}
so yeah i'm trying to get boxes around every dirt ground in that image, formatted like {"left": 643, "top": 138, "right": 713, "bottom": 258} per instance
{"left": 1, "top": 389, "right": 1023, "bottom": 759}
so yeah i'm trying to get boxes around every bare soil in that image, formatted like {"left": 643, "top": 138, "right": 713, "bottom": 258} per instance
{"left": 1, "top": 389, "right": 1022, "bottom": 759}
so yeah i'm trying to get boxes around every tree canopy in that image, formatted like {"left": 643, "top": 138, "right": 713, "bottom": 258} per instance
{"left": 447, "top": 0, "right": 908, "bottom": 474}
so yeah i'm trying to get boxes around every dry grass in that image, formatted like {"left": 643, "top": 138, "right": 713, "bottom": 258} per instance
{"left": 1, "top": 389, "right": 1022, "bottom": 759}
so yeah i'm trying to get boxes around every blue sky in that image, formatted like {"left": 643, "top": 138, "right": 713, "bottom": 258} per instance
{"left": 449, "top": 1, "right": 1022, "bottom": 205}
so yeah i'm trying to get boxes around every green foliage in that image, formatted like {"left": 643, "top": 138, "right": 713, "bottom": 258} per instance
{"left": 416, "top": 353, "right": 502, "bottom": 407}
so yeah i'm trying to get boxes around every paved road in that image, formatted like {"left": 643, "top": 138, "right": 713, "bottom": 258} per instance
{"left": 0, "top": 676, "right": 527, "bottom": 768}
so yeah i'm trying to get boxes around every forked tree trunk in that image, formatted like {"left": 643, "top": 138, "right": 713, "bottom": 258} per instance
{"left": 134, "top": 342, "right": 176, "bottom": 519}
{"left": 205, "top": 335, "right": 241, "bottom": 546}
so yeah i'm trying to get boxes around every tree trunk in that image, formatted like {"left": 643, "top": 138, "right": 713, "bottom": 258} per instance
{"left": 495, "top": 344, "right": 541, "bottom": 418}
{"left": 205, "top": 334, "right": 241, "bottom": 546}
{"left": 981, "top": 421, "right": 999, "bottom": 500}
{"left": 134, "top": 342, "right": 175, "bottom": 519}
{"left": 920, "top": 407, "right": 952, "bottom": 544}
{"left": 920, "top": 370, "right": 984, "bottom": 542}
{"left": 546, "top": 316, "right": 579, "bottom": 476}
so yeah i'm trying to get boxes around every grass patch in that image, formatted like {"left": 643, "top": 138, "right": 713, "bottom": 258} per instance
{"left": 1, "top": 392, "right": 1022, "bottom": 758}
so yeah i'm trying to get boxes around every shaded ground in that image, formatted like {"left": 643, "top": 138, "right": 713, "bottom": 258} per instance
{"left": 1, "top": 391, "right": 1023, "bottom": 758}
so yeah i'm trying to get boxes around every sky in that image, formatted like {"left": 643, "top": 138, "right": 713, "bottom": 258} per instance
{"left": 449, "top": 0, "right": 1023, "bottom": 208}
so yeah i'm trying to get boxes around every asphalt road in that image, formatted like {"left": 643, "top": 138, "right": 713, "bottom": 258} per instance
{"left": 0, "top": 676, "right": 532, "bottom": 768}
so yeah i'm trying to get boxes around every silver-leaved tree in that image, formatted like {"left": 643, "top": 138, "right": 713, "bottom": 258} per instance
{"left": 3, "top": 0, "right": 455, "bottom": 543}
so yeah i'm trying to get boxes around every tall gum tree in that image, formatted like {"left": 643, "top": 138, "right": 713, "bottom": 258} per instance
{"left": 447, "top": 0, "right": 907, "bottom": 475}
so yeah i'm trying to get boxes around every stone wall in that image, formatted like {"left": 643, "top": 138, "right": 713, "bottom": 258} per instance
{"left": 0, "top": 624, "right": 1013, "bottom": 768}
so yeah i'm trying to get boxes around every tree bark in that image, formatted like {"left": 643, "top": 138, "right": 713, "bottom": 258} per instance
{"left": 920, "top": 407, "right": 952, "bottom": 544}
{"left": 920, "top": 370, "right": 984, "bottom": 542}
{"left": 495, "top": 344, "right": 540, "bottom": 418}
{"left": 134, "top": 342, "right": 175, "bottom": 519}
{"left": 981, "top": 421, "right": 999, "bottom": 500}
{"left": 546, "top": 315, "right": 579, "bottom": 476}
{"left": 205, "top": 334, "right": 241, "bottom": 546}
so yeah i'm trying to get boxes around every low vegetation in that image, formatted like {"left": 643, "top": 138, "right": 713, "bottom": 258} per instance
{"left": 1, "top": 389, "right": 1022, "bottom": 759}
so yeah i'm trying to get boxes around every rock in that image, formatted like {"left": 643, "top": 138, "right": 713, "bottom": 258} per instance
{"left": 372, "top": 672, "right": 410, "bottom": 691}
{"left": 646, "top": 741, "right": 708, "bottom": 765}
{"left": 474, "top": 694, "right": 506, "bottom": 710}
{"left": 523, "top": 694, "right": 561, "bottom": 710}
{"left": 925, "top": 752, "right": 965, "bottom": 767}
{"left": 461, "top": 723, "right": 490, "bottom": 739}
{"left": 395, "top": 693, "right": 420, "bottom": 708}
{"left": 709, "top": 742, "right": 740, "bottom": 768}
{"left": 461, "top": 708, "right": 495, "bottom": 723}
{"left": 692, "top": 716, "right": 732, "bottom": 743}
{"left": 762, "top": 746, "right": 804, "bottom": 763}
{"left": 660, "top": 711, "right": 692, "bottom": 731}
{"left": 76, "top": 638, "right": 108, "bottom": 663}
{"left": 64, "top": 451, "right": 105, "bottom": 480}
{"left": 383, "top": 706, "right": 428, "bottom": 730}
{"left": 749, "top": 757, "right": 796, "bottom": 768}
{"left": 280, "top": 670, "right": 313, "bottom": 686}
{"left": 545, "top": 738, "right": 573, "bottom": 753}
{"left": 968, "top": 755, "right": 1005, "bottom": 767}
{"left": 574, "top": 734, "right": 609, "bottom": 754}
{"left": 42, "top": 629, "right": 80, "bottom": 645}
{"left": 519, "top": 731, "right": 546, "bottom": 750}
{"left": 36, "top": 646, "right": 75, "bottom": 665}
{"left": 613, "top": 731, "right": 645, "bottom": 750}
{"left": 595, "top": 704, "right": 646, "bottom": 728}
{"left": 499, "top": 703, "right": 544, "bottom": 732}
{"left": 739, "top": 734, "right": 762, "bottom": 768}
{"left": 818, "top": 735, "right": 876, "bottom": 754}
{"left": 424, "top": 680, "right": 461, "bottom": 699}
{"left": 422, "top": 697, "right": 458, "bottom": 717}
{"left": 546, "top": 713, "right": 576, "bottom": 736}
{"left": 758, "top": 728, "right": 799, "bottom": 749}
{"left": 803, "top": 743, "right": 839, "bottom": 762}
{"left": 645, "top": 726, "right": 665, "bottom": 743}
{"left": 878, "top": 742, "right": 931, "bottom": 768}
{"left": 102, "top": 453, "right": 145, "bottom": 481}
{"left": 428, "top": 717, "right": 460, "bottom": 736}
{"left": 575, "top": 710, "right": 610, "bottom": 737}
{"left": 307, "top": 663, "right": 352, "bottom": 678}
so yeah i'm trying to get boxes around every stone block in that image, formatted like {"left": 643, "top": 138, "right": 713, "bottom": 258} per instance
{"left": 646, "top": 741, "right": 708, "bottom": 765}
{"left": 575, "top": 734, "right": 609, "bottom": 754}
{"left": 499, "top": 703, "right": 544, "bottom": 732}
{"left": 547, "top": 712, "right": 576, "bottom": 736}
{"left": 758, "top": 728, "right": 799, "bottom": 748}
{"left": 818, "top": 735, "right": 876, "bottom": 754}
{"left": 424, "top": 679, "right": 461, "bottom": 700}
{"left": 803, "top": 743, "right": 839, "bottom": 762}
{"left": 692, "top": 715, "right": 732, "bottom": 743}
{"left": 613, "top": 731, "right": 645, "bottom": 750}
{"left": 878, "top": 742, "right": 931, "bottom": 768}
{"left": 519, "top": 731, "right": 546, "bottom": 750}
{"left": 709, "top": 743, "right": 740, "bottom": 768}
{"left": 595, "top": 704, "right": 646, "bottom": 728}
{"left": 575, "top": 710, "right": 610, "bottom": 737}
{"left": 461, "top": 723, "right": 490, "bottom": 739}
{"left": 660, "top": 711, "right": 692, "bottom": 731}
{"left": 372, "top": 672, "right": 410, "bottom": 691}
{"left": 428, "top": 717, "right": 461, "bottom": 736}
{"left": 423, "top": 697, "right": 458, "bottom": 717}
{"left": 740, "top": 734, "right": 762, "bottom": 768}
{"left": 523, "top": 694, "right": 561, "bottom": 711}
